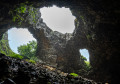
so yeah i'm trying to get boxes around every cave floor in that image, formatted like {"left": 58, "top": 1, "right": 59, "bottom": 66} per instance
{"left": 0, "top": 53, "right": 103, "bottom": 84}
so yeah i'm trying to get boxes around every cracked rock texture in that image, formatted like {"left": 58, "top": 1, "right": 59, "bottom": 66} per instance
{"left": 0, "top": 53, "right": 98, "bottom": 84}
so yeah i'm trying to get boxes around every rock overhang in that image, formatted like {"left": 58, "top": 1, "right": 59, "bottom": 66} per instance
{"left": 0, "top": 0, "right": 120, "bottom": 83}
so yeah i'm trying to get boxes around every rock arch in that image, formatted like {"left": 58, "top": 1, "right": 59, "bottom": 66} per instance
{"left": 0, "top": 0, "right": 120, "bottom": 83}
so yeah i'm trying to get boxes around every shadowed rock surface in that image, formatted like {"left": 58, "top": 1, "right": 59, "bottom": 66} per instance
{"left": 0, "top": 53, "right": 98, "bottom": 84}
{"left": 0, "top": 0, "right": 120, "bottom": 83}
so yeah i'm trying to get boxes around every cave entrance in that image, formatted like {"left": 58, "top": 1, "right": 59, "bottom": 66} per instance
{"left": 79, "top": 49, "right": 89, "bottom": 61}
{"left": 40, "top": 5, "right": 76, "bottom": 34}
{"left": 78, "top": 49, "right": 91, "bottom": 77}
{"left": 7, "top": 27, "right": 38, "bottom": 61}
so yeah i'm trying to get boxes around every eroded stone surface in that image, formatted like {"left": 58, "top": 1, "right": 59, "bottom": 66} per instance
{"left": 0, "top": 53, "right": 97, "bottom": 84}
{"left": 0, "top": 0, "right": 120, "bottom": 83}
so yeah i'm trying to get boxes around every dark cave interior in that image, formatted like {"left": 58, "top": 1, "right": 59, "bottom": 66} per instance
{"left": 0, "top": 0, "right": 120, "bottom": 83}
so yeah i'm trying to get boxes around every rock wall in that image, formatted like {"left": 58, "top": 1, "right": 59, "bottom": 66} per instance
{"left": 0, "top": 53, "right": 98, "bottom": 84}
{"left": 28, "top": 16, "right": 77, "bottom": 68}
{"left": 0, "top": 0, "right": 120, "bottom": 83}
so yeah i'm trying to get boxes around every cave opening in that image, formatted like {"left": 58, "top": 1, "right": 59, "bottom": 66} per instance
{"left": 8, "top": 27, "right": 37, "bottom": 53}
{"left": 0, "top": 0, "right": 120, "bottom": 84}
{"left": 40, "top": 5, "right": 76, "bottom": 34}
{"left": 0, "top": 4, "right": 94, "bottom": 82}
{"left": 6, "top": 27, "right": 38, "bottom": 61}
{"left": 79, "top": 49, "right": 90, "bottom": 61}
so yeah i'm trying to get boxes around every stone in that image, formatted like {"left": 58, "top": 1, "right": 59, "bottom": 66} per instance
{"left": 0, "top": 0, "right": 120, "bottom": 83}
{"left": 2, "top": 78, "right": 16, "bottom": 84}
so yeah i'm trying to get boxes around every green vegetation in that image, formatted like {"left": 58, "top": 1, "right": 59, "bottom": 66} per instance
{"left": 25, "top": 59, "right": 36, "bottom": 64}
{"left": 28, "top": 7, "right": 38, "bottom": 23}
{"left": 0, "top": 32, "right": 38, "bottom": 63}
{"left": 9, "top": 2, "right": 38, "bottom": 25}
{"left": 0, "top": 32, "right": 24, "bottom": 59}
{"left": 74, "top": 18, "right": 79, "bottom": 27}
{"left": 70, "top": 73, "right": 79, "bottom": 77}
{"left": 85, "top": 61, "right": 90, "bottom": 66}
{"left": 81, "top": 55, "right": 87, "bottom": 61}
{"left": 78, "top": 55, "right": 91, "bottom": 76}
{"left": 29, "top": 59, "right": 36, "bottom": 64}
{"left": 9, "top": 53, "right": 23, "bottom": 59}
{"left": 18, "top": 40, "right": 38, "bottom": 61}
{"left": 0, "top": 32, "right": 15, "bottom": 56}
{"left": 84, "top": 61, "right": 91, "bottom": 70}
{"left": 9, "top": 3, "right": 27, "bottom": 25}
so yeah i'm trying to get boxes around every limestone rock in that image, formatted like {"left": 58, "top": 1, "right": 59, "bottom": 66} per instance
{"left": 0, "top": 0, "right": 120, "bottom": 83}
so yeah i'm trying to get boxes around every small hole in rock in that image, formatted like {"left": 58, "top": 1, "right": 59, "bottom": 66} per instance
{"left": 79, "top": 49, "right": 90, "bottom": 61}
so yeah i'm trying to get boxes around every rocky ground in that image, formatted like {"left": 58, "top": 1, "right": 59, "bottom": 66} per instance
{"left": 0, "top": 53, "right": 103, "bottom": 84}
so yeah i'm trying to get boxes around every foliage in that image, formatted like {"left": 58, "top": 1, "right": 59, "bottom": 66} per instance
{"left": 81, "top": 55, "right": 87, "bottom": 61}
{"left": 85, "top": 61, "right": 90, "bottom": 66}
{"left": 78, "top": 55, "right": 91, "bottom": 76}
{"left": 25, "top": 59, "right": 36, "bottom": 64}
{"left": 70, "top": 73, "right": 79, "bottom": 77}
{"left": 0, "top": 50, "right": 7, "bottom": 55}
{"left": 74, "top": 18, "right": 79, "bottom": 28}
{"left": 78, "top": 60, "right": 91, "bottom": 76}
{"left": 29, "top": 59, "right": 36, "bottom": 64}
{"left": 30, "top": 56, "right": 38, "bottom": 62}
{"left": 28, "top": 7, "right": 38, "bottom": 23}
{"left": 9, "top": 2, "right": 37, "bottom": 25}
{"left": 9, "top": 3, "right": 27, "bottom": 25}
{"left": 17, "top": 40, "right": 38, "bottom": 61}
{"left": 10, "top": 53, "right": 23, "bottom": 59}
{"left": 84, "top": 61, "right": 91, "bottom": 70}
{"left": 0, "top": 32, "right": 15, "bottom": 56}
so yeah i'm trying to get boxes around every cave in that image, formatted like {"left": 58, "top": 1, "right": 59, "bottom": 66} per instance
{"left": 8, "top": 27, "right": 37, "bottom": 53}
{"left": 79, "top": 49, "right": 89, "bottom": 61}
{"left": 0, "top": 0, "right": 120, "bottom": 83}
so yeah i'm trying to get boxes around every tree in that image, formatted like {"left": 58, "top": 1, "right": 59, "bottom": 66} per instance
{"left": 17, "top": 40, "right": 37, "bottom": 60}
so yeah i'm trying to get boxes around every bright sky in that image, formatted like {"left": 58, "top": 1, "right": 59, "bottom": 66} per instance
{"left": 8, "top": 28, "right": 36, "bottom": 53}
{"left": 80, "top": 49, "right": 89, "bottom": 61}
{"left": 40, "top": 5, "right": 75, "bottom": 33}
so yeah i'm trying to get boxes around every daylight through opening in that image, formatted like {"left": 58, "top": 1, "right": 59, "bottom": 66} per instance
{"left": 40, "top": 5, "right": 75, "bottom": 34}
{"left": 6, "top": 27, "right": 38, "bottom": 61}
{"left": 79, "top": 49, "right": 90, "bottom": 61}
{"left": 8, "top": 28, "right": 37, "bottom": 54}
